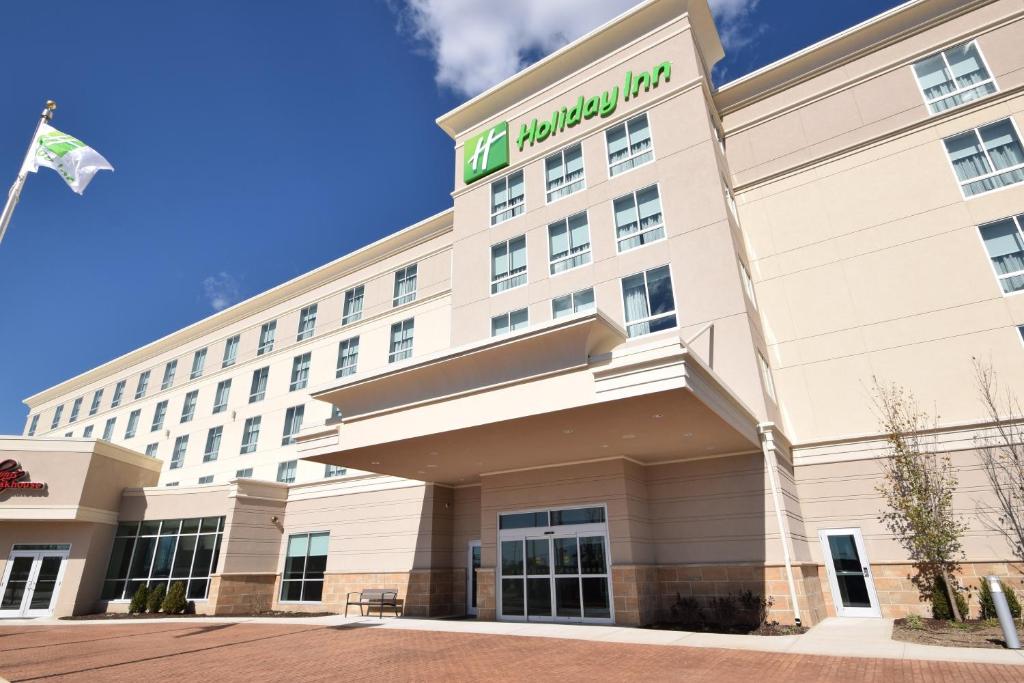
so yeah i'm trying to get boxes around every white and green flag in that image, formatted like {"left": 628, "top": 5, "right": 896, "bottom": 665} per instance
{"left": 20, "top": 123, "right": 113, "bottom": 194}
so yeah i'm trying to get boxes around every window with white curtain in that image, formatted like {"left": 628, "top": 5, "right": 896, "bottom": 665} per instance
{"left": 151, "top": 400, "right": 168, "bottom": 432}
{"left": 257, "top": 321, "right": 276, "bottom": 356}
{"left": 89, "top": 389, "right": 103, "bottom": 416}
{"left": 112, "top": 380, "right": 126, "bottom": 407}
{"left": 50, "top": 405, "right": 63, "bottom": 430}
{"left": 125, "top": 409, "right": 141, "bottom": 439}
{"left": 491, "top": 170, "right": 525, "bottom": 225}
{"left": 324, "top": 464, "right": 347, "bottom": 478}
{"left": 82, "top": 425, "right": 94, "bottom": 438}
{"left": 281, "top": 405, "right": 305, "bottom": 446}
{"left": 979, "top": 214, "right": 1024, "bottom": 294}
{"left": 69, "top": 397, "right": 82, "bottom": 423}
{"left": 161, "top": 361, "right": 177, "bottom": 390}
{"left": 393, "top": 264, "right": 418, "bottom": 306}
{"left": 222, "top": 335, "right": 240, "bottom": 368}
{"left": 552, "top": 288, "right": 595, "bottom": 319}
{"left": 198, "top": 475, "right": 214, "bottom": 485}
{"left": 27, "top": 414, "right": 38, "bottom": 436}
{"left": 203, "top": 426, "right": 222, "bottom": 462}
{"left": 491, "top": 235, "right": 527, "bottom": 294}
{"left": 277, "top": 460, "right": 297, "bottom": 484}
{"left": 491, "top": 308, "right": 528, "bottom": 337}
{"left": 249, "top": 367, "right": 269, "bottom": 403}
{"left": 389, "top": 318, "right": 415, "bottom": 363}
{"left": 190, "top": 348, "right": 207, "bottom": 379}
{"left": 614, "top": 185, "right": 665, "bottom": 252}
{"left": 912, "top": 41, "right": 997, "bottom": 114}
{"left": 102, "top": 417, "right": 116, "bottom": 441}
{"left": 290, "top": 353, "right": 311, "bottom": 391}
{"left": 180, "top": 390, "right": 198, "bottom": 423}
{"left": 606, "top": 113, "right": 653, "bottom": 176}
{"left": 240, "top": 416, "right": 261, "bottom": 454}
{"left": 336, "top": 337, "right": 359, "bottom": 378}
{"left": 757, "top": 351, "right": 777, "bottom": 402}
{"left": 213, "top": 379, "right": 231, "bottom": 414}
{"left": 170, "top": 436, "right": 188, "bottom": 470}
{"left": 548, "top": 212, "right": 591, "bottom": 274}
{"left": 280, "top": 532, "right": 328, "bottom": 601}
{"left": 135, "top": 371, "right": 151, "bottom": 399}
{"left": 944, "top": 119, "right": 1024, "bottom": 197}
{"left": 236, "top": 468, "right": 253, "bottom": 478}
{"left": 342, "top": 285, "right": 364, "bottom": 325}
{"left": 545, "top": 144, "right": 585, "bottom": 202}
{"left": 621, "top": 265, "right": 676, "bottom": 338}
{"left": 296, "top": 304, "right": 318, "bottom": 341}
{"left": 739, "top": 260, "right": 757, "bottom": 309}
{"left": 145, "top": 443, "right": 158, "bottom": 457}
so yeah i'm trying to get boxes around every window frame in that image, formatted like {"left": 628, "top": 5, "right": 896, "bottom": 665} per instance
{"left": 89, "top": 389, "right": 103, "bottom": 416}
{"left": 552, "top": 288, "right": 596, "bottom": 319}
{"left": 213, "top": 379, "right": 231, "bottom": 414}
{"left": 257, "top": 321, "right": 277, "bottom": 356}
{"left": 739, "top": 260, "right": 758, "bottom": 309}
{"left": 388, "top": 318, "right": 415, "bottom": 364}
{"left": 612, "top": 183, "right": 666, "bottom": 253}
{"left": 296, "top": 304, "right": 318, "bottom": 342}
{"left": 490, "top": 234, "right": 528, "bottom": 295}
{"left": 125, "top": 409, "right": 141, "bottom": 439}
{"left": 757, "top": 350, "right": 777, "bottom": 402}
{"left": 151, "top": 400, "right": 168, "bottom": 432}
{"left": 102, "top": 417, "right": 116, "bottom": 441}
{"left": 277, "top": 460, "right": 298, "bottom": 484}
{"left": 336, "top": 336, "right": 359, "bottom": 378}
{"left": 240, "top": 416, "right": 261, "bottom": 454}
{"left": 180, "top": 390, "right": 199, "bottom": 423}
{"left": 190, "top": 348, "right": 207, "bottom": 380}
{"left": 544, "top": 143, "right": 586, "bottom": 204}
{"left": 170, "top": 435, "right": 188, "bottom": 470}
{"left": 111, "top": 380, "right": 126, "bottom": 408}
{"left": 161, "top": 360, "right": 177, "bottom": 391}
{"left": 281, "top": 405, "right": 305, "bottom": 446}
{"left": 393, "top": 264, "right": 418, "bottom": 307}
{"left": 604, "top": 112, "right": 656, "bottom": 178}
{"left": 69, "top": 397, "right": 82, "bottom": 424}
{"left": 279, "top": 531, "right": 329, "bottom": 603}
{"left": 491, "top": 308, "right": 529, "bottom": 337}
{"left": 619, "top": 264, "right": 678, "bottom": 339}
{"left": 912, "top": 39, "right": 998, "bottom": 116}
{"left": 490, "top": 169, "right": 525, "bottom": 226}
{"left": 135, "top": 371, "right": 150, "bottom": 400}
{"left": 203, "top": 426, "right": 223, "bottom": 462}
{"left": 976, "top": 213, "right": 1024, "bottom": 297}
{"left": 222, "top": 335, "right": 240, "bottom": 368}
{"left": 547, "top": 211, "right": 592, "bottom": 276}
{"left": 289, "top": 352, "right": 312, "bottom": 391}
{"left": 943, "top": 117, "right": 1024, "bottom": 200}
{"left": 249, "top": 367, "right": 269, "bottom": 403}
{"left": 342, "top": 285, "right": 365, "bottom": 325}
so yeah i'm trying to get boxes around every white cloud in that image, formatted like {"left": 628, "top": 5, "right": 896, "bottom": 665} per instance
{"left": 202, "top": 272, "right": 241, "bottom": 312}
{"left": 395, "top": 0, "right": 761, "bottom": 97}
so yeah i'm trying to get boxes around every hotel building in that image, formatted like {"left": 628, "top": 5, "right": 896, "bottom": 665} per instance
{"left": 2, "top": 0, "right": 1024, "bottom": 627}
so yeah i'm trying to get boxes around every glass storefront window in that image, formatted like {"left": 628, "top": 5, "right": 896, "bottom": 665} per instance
{"left": 280, "top": 532, "right": 329, "bottom": 602}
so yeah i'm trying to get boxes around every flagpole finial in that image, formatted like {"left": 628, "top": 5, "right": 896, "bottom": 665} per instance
{"left": 42, "top": 101, "right": 56, "bottom": 121}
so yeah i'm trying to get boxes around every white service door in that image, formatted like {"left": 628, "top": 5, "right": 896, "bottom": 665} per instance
{"left": 820, "top": 528, "right": 881, "bottom": 618}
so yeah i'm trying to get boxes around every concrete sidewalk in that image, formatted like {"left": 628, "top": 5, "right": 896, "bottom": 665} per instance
{"left": 7, "top": 614, "right": 1024, "bottom": 667}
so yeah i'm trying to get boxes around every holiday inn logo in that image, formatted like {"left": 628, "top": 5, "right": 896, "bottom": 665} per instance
{"left": 463, "top": 121, "right": 509, "bottom": 184}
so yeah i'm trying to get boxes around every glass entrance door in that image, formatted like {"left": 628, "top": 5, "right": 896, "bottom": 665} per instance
{"left": 819, "top": 529, "right": 880, "bottom": 618}
{"left": 0, "top": 546, "right": 70, "bottom": 618}
{"left": 467, "top": 541, "right": 481, "bottom": 616}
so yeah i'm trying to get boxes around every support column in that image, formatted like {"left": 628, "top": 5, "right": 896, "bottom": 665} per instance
{"left": 759, "top": 422, "right": 802, "bottom": 626}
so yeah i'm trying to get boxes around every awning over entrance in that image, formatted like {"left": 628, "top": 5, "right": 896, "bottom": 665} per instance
{"left": 299, "top": 313, "right": 763, "bottom": 484}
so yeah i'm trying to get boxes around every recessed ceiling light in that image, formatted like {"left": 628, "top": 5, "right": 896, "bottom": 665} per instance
{"left": 429, "top": 451, "right": 438, "bottom": 456}
{"left": 652, "top": 414, "right": 663, "bottom": 419}
{"left": 682, "top": 433, "right": 693, "bottom": 438}
{"left": 427, "top": 464, "right": 438, "bottom": 468}
{"left": 417, "top": 470, "right": 426, "bottom": 474}
{"left": 600, "top": 444, "right": 609, "bottom": 448}
{"left": 371, "top": 461, "right": 380, "bottom": 465}
{"left": 622, "top": 434, "right": 636, "bottom": 440}
{"left": 562, "top": 428, "right": 574, "bottom": 434}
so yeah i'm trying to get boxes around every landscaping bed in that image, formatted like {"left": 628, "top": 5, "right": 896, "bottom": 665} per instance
{"left": 893, "top": 617, "right": 1024, "bottom": 649}
{"left": 643, "top": 621, "right": 805, "bottom": 636}
{"left": 61, "top": 610, "right": 334, "bottom": 620}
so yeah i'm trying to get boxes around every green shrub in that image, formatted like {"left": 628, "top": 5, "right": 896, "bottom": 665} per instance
{"left": 147, "top": 584, "right": 166, "bottom": 613}
{"left": 978, "top": 578, "right": 1022, "bottom": 620}
{"left": 669, "top": 593, "right": 702, "bottom": 627}
{"left": 161, "top": 581, "right": 187, "bottom": 614}
{"left": 128, "top": 584, "right": 149, "bottom": 614}
{"left": 904, "top": 614, "right": 924, "bottom": 630}
{"left": 931, "top": 575, "right": 969, "bottom": 620}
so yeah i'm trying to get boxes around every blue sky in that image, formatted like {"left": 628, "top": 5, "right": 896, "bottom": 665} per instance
{"left": 0, "top": 0, "right": 904, "bottom": 433}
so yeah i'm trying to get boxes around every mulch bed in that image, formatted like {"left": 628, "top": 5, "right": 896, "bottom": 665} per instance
{"left": 892, "top": 617, "right": 1024, "bottom": 649}
{"left": 61, "top": 610, "right": 334, "bottom": 620}
{"left": 643, "top": 621, "right": 806, "bottom": 636}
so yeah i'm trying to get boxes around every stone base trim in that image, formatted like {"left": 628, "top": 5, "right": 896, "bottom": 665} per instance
{"left": 210, "top": 574, "right": 277, "bottom": 615}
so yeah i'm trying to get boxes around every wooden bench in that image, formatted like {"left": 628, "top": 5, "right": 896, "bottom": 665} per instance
{"left": 345, "top": 589, "right": 402, "bottom": 618}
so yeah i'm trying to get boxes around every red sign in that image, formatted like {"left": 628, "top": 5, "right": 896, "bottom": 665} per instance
{"left": 0, "top": 459, "right": 45, "bottom": 490}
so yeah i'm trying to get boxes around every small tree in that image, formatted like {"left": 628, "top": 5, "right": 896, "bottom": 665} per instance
{"left": 128, "top": 584, "right": 149, "bottom": 614}
{"left": 161, "top": 581, "right": 188, "bottom": 614}
{"left": 147, "top": 584, "right": 166, "bottom": 613}
{"left": 873, "top": 379, "right": 968, "bottom": 621}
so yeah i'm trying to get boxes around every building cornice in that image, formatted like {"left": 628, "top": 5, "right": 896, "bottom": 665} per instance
{"left": 0, "top": 436, "right": 163, "bottom": 473}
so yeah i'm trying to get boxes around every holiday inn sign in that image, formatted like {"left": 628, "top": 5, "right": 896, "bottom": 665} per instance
{"left": 463, "top": 61, "right": 672, "bottom": 184}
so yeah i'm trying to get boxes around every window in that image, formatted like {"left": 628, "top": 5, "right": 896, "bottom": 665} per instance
{"left": 235, "top": 468, "right": 253, "bottom": 479}
{"left": 393, "top": 264, "right": 418, "bottom": 306}
{"left": 89, "top": 389, "right": 103, "bottom": 416}
{"left": 257, "top": 321, "right": 276, "bottom": 355}
{"left": 280, "top": 532, "right": 328, "bottom": 602}
{"left": 724, "top": 182, "right": 738, "bottom": 219}
{"left": 388, "top": 318, "right": 415, "bottom": 363}
{"left": 545, "top": 144, "right": 585, "bottom": 203}
{"left": 102, "top": 417, "right": 116, "bottom": 441}
{"left": 342, "top": 285, "right": 364, "bottom": 325}
{"left": 170, "top": 436, "right": 188, "bottom": 469}
{"left": 330, "top": 405, "right": 342, "bottom": 420}
{"left": 606, "top": 113, "right": 653, "bottom": 176}
{"left": 491, "top": 235, "right": 527, "bottom": 294}
{"left": 83, "top": 425, "right": 94, "bottom": 438}
{"left": 491, "top": 170, "right": 524, "bottom": 225}
{"left": 100, "top": 516, "right": 225, "bottom": 602}
{"left": 944, "top": 119, "right": 1024, "bottom": 198}
{"left": 614, "top": 185, "right": 665, "bottom": 252}
{"left": 282, "top": 405, "right": 305, "bottom": 446}
{"left": 249, "top": 367, "right": 269, "bottom": 403}
{"left": 552, "top": 288, "right": 595, "bottom": 319}
{"left": 548, "top": 212, "right": 591, "bottom": 274}
{"left": 165, "top": 482, "right": 179, "bottom": 487}
{"left": 621, "top": 266, "right": 676, "bottom": 338}
{"left": 336, "top": 337, "right": 359, "bottom": 378}
{"left": 979, "top": 214, "right": 1024, "bottom": 294}
{"left": 180, "top": 390, "right": 198, "bottom": 423}
{"left": 151, "top": 400, "right": 168, "bottom": 432}
{"left": 27, "top": 415, "right": 38, "bottom": 436}
{"left": 499, "top": 506, "right": 606, "bottom": 529}
{"left": 51, "top": 405, "right": 64, "bottom": 429}
{"left": 203, "top": 426, "right": 222, "bottom": 462}
{"left": 240, "top": 416, "right": 261, "bottom": 454}
{"left": 125, "top": 409, "right": 141, "bottom": 439}
{"left": 913, "top": 41, "right": 996, "bottom": 114}
{"left": 491, "top": 309, "right": 528, "bottom": 337}
{"left": 277, "top": 460, "right": 297, "bottom": 484}
{"left": 135, "top": 371, "right": 150, "bottom": 400}
{"left": 190, "top": 348, "right": 207, "bottom": 379}
{"left": 213, "top": 379, "right": 231, "bottom": 414}
{"left": 757, "top": 350, "right": 777, "bottom": 402}
{"left": 740, "top": 260, "right": 757, "bottom": 308}
{"left": 145, "top": 443, "right": 158, "bottom": 457}
{"left": 324, "top": 464, "right": 347, "bottom": 478}
{"left": 69, "top": 397, "right": 82, "bottom": 423}
{"left": 198, "top": 475, "right": 214, "bottom": 485}
{"left": 64, "top": 431, "right": 73, "bottom": 438}
{"left": 1019, "top": 326, "right": 1024, "bottom": 344}
{"left": 161, "top": 360, "right": 177, "bottom": 390}
{"left": 297, "top": 304, "right": 318, "bottom": 341}
{"left": 222, "top": 335, "right": 240, "bottom": 368}
{"left": 289, "top": 353, "right": 311, "bottom": 391}
{"left": 111, "top": 380, "right": 126, "bottom": 408}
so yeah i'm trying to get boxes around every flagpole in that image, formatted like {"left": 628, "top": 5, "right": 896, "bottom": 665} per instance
{"left": 0, "top": 100, "right": 56, "bottom": 249}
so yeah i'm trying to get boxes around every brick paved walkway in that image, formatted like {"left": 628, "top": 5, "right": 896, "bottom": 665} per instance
{"left": 1, "top": 623, "right": 1022, "bottom": 682}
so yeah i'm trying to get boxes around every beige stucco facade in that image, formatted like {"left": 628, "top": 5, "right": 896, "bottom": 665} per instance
{"left": 4, "top": 0, "right": 1024, "bottom": 626}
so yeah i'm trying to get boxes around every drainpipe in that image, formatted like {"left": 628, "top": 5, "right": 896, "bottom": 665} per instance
{"left": 758, "top": 422, "right": 802, "bottom": 627}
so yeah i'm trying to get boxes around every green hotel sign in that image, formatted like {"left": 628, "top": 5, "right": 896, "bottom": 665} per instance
{"left": 463, "top": 61, "right": 672, "bottom": 185}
